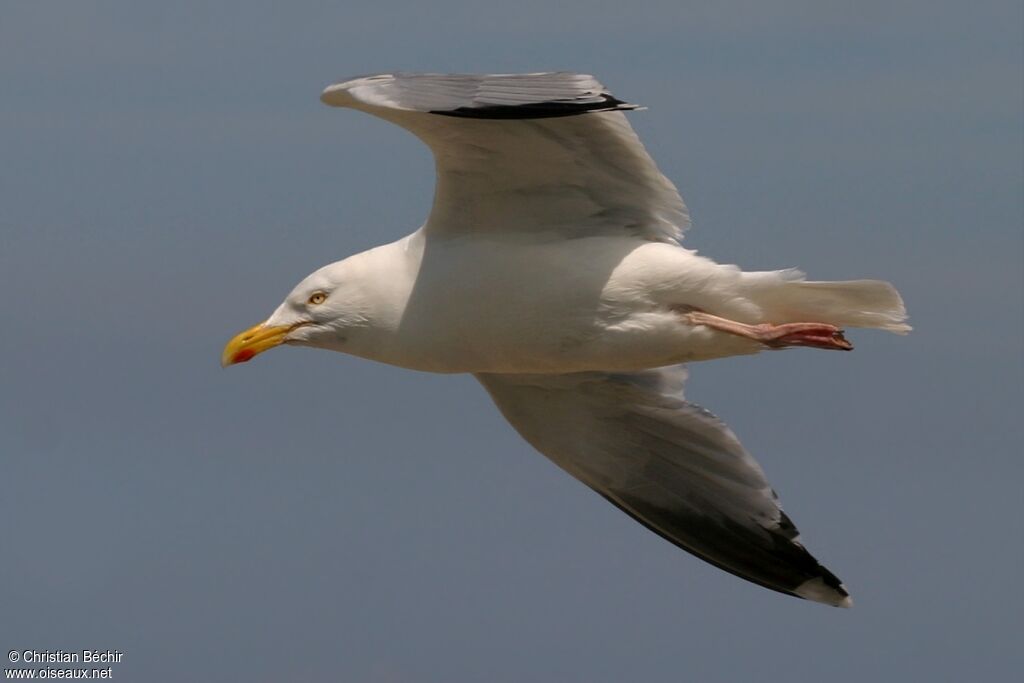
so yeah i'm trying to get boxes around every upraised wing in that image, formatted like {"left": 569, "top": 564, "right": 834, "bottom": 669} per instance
{"left": 321, "top": 72, "right": 689, "bottom": 242}
{"left": 476, "top": 366, "right": 852, "bottom": 607}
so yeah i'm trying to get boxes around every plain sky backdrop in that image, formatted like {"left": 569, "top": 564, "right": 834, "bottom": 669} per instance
{"left": 2, "top": 2, "right": 1021, "bottom": 681}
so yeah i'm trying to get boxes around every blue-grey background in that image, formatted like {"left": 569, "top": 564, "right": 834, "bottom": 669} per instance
{"left": 2, "top": 2, "right": 1021, "bottom": 681}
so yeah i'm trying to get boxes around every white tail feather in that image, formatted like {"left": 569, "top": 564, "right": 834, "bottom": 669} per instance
{"left": 745, "top": 270, "right": 910, "bottom": 333}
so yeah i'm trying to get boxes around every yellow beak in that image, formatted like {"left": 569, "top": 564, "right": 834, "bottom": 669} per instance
{"left": 221, "top": 322, "right": 293, "bottom": 367}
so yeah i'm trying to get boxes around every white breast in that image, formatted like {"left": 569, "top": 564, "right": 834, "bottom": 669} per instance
{"left": 338, "top": 232, "right": 757, "bottom": 374}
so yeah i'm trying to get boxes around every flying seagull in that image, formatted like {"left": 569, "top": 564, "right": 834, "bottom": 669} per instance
{"left": 222, "top": 72, "right": 909, "bottom": 607}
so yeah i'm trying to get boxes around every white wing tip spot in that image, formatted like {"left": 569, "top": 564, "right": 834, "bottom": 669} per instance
{"left": 796, "top": 577, "right": 853, "bottom": 608}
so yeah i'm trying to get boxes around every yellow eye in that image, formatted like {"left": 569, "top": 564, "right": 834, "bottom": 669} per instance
{"left": 307, "top": 292, "right": 327, "bottom": 305}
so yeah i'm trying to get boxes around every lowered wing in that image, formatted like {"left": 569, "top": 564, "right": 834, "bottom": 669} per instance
{"left": 476, "top": 366, "right": 852, "bottom": 607}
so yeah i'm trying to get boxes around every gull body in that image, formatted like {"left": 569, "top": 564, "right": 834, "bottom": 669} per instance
{"left": 275, "top": 231, "right": 773, "bottom": 374}
{"left": 224, "top": 72, "right": 909, "bottom": 607}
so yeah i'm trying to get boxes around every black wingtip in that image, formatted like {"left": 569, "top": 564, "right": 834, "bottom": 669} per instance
{"left": 430, "top": 93, "right": 639, "bottom": 120}
{"left": 598, "top": 492, "right": 854, "bottom": 607}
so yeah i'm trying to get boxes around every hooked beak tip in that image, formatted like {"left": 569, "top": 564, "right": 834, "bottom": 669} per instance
{"left": 221, "top": 322, "right": 292, "bottom": 368}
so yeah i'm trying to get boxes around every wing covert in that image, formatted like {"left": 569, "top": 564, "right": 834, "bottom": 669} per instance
{"left": 321, "top": 72, "right": 689, "bottom": 242}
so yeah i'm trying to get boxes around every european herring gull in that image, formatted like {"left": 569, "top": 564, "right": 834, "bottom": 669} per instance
{"left": 222, "top": 72, "right": 909, "bottom": 607}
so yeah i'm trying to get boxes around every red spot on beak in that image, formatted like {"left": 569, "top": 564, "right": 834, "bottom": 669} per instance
{"left": 232, "top": 348, "right": 257, "bottom": 364}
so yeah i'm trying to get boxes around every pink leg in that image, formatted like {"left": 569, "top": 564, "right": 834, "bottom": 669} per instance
{"left": 686, "top": 311, "right": 853, "bottom": 351}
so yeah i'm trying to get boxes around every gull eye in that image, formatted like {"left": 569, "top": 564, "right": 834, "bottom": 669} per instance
{"left": 307, "top": 291, "right": 328, "bottom": 306}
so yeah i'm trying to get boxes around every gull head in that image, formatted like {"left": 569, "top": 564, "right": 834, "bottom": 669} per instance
{"left": 221, "top": 260, "right": 370, "bottom": 367}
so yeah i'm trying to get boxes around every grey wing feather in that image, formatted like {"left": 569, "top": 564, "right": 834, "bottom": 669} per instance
{"left": 476, "top": 367, "right": 852, "bottom": 607}
{"left": 320, "top": 72, "right": 689, "bottom": 242}
{"left": 323, "top": 72, "right": 638, "bottom": 117}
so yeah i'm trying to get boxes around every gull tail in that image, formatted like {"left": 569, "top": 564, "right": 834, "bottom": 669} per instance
{"left": 744, "top": 270, "right": 910, "bottom": 334}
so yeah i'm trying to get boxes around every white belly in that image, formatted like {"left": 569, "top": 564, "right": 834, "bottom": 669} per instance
{"left": 342, "top": 234, "right": 763, "bottom": 374}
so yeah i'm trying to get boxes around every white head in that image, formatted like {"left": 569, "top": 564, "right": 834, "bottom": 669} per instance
{"left": 221, "top": 258, "right": 374, "bottom": 366}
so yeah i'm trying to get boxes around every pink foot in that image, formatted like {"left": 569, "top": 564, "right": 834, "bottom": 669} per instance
{"left": 686, "top": 311, "right": 853, "bottom": 351}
